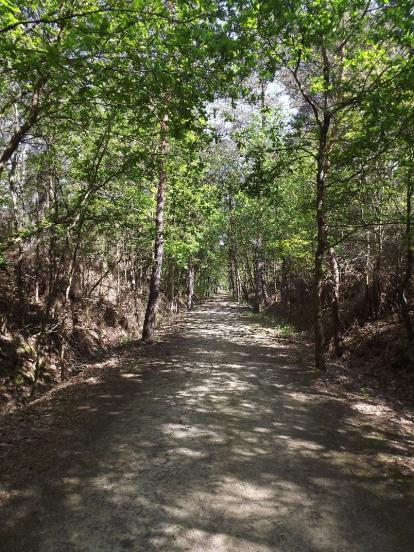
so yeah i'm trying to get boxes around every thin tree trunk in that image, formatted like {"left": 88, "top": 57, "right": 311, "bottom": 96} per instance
{"left": 169, "top": 261, "right": 176, "bottom": 312}
{"left": 235, "top": 268, "right": 242, "bottom": 302}
{"left": 229, "top": 243, "right": 241, "bottom": 301}
{"left": 281, "top": 257, "right": 288, "bottom": 309}
{"left": 0, "top": 76, "right": 47, "bottom": 177}
{"left": 32, "top": 242, "right": 67, "bottom": 395}
{"left": 327, "top": 245, "right": 344, "bottom": 357}
{"left": 261, "top": 270, "right": 269, "bottom": 305}
{"left": 142, "top": 113, "right": 168, "bottom": 341}
{"left": 254, "top": 254, "right": 263, "bottom": 313}
{"left": 364, "top": 229, "right": 372, "bottom": 319}
{"left": 314, "top": 113, "right": 331, "bottom": 371}
{"left": 228, "top": 253, "right": 235, "bottom": 298}
{"left": 244, "top": 254, "right": 254, "bottom": 295}
{"left": 8, "top": 156, "right": 25, "bottom": 313}
{"left": 372, "top": 225, "right": 383, "bottom": 319}
{"left": 186, "top": 259, "right": 195, "bottom": 311}
{"left": 400, "top": 176, "right": 414, "bottom": 348}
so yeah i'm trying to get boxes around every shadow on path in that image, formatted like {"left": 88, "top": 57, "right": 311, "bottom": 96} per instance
{"left": 0, "top": 297, "right": 413, "bottom": 551}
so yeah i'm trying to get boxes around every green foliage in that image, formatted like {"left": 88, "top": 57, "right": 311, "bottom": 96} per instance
{"left": 0, "top": 0, "right": 413, "bottom": 362}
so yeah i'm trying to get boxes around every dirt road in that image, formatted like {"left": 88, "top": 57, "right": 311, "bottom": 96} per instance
{"left": 1, "top": 297, "right": 413, "bottom": 551}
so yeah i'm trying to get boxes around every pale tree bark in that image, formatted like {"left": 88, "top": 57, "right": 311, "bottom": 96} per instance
{"left": 327, "top": 245, "right": 344, "bottom": 357}
{"left": 229, "top": 243, "right": 241, "bottom": 301}
{"left": 261, "top": 269, "right": 269, "bottom": 305}
{"left": 228, "top": 255, "right": 235, "bottom": 297}
{"left": 253, "top": 253, "right": 263, "bottom": 313}
{"left": 245, "top": 254, "right": 255, "bottom": 297}
{"left": 227, "top": 186, "right": 241, "bottom": 302}
{"left": 169, "top": 261, "right": 176, "bottom": 312}
{"left": 186, "top": 259, "right": 195, "bottom": 311}
{"left": 142, "top": 113, "right": 168, "bottom": 341}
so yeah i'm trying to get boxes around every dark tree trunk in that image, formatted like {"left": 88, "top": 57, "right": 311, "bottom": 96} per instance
{"left": 400, "top": 177, "right": 414, "bottom": 349}
{"left": 364, "top": 229, "right": 373, "bottom": 319}
{"left": 314, "top": 113, "right": 331, "bottom": 371}
{"left": 372, "top": 222, "right": 383, "bottom": 319}
{"left": 142, "top": 113, "right": 168, "bottom": 341}
{"left": 281, "top": 257, "right": 288, "bottom": 309}
{"left": 8, "top": 156, "right": 25, "bottom": 314}
{"left": 0, "top": 76, "right": 47, "bottom": 177}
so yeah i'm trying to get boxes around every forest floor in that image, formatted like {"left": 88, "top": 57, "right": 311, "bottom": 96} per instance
{"left": 0, "top": 295, "right": 413, "bottom": 552}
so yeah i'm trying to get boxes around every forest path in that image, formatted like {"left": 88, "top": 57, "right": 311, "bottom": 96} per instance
{"left": 1, "top": 296, "right": 414, "bottom": 551}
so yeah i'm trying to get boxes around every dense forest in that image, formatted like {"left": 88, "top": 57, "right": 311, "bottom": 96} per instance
{"left": 1, "top": 0, "right": 414, "bottom": 407}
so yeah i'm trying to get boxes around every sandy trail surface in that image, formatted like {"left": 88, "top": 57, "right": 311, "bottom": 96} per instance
{"left": 1, "top": 296, "right": 413, "bottom": 551}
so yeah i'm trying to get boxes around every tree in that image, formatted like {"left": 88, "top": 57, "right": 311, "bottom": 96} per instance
{"left": 251, "top": 0, "right": 413, "bottom": 369}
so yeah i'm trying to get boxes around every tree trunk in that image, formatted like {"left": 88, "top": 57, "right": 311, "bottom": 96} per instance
{"left": 236, "top": 268, "right": 242, "bottom": 302}
{"left": 0, "top": 76, "right": 47, "bottom": 177}
{"left": 245, "top": 254, "right": 254, "bottom": 296}
{"left": 281, "top": 257, "right": 288, "bottom": 309}
{"left": 261, "top": 269, "right": 269, "bottom": 305}
{"left": 314, "top": 113, "right": 331, "bottom": 371}
{"left": 327, "top": 245, "right": 344, "bottom": 357}
{"left": 186, "top": 259, "right": 195, "bottom": 311}
{"left": 364, "top": 229, "right": 373, "bottom": 319}
{"left": 8, "top": 156, "right": 25, "bottom": 313}
{"left": 372, "top": 218, "right": 383, "bottom": 319}
{"left": 169, "top": 261, "right": 176, "bottom": 312}
{"left": 229, "top": 243, "right": 241, "bottom": 301}
{"left": 253, "top": 254, "right": 263, "bottom": 313}
{"left": 400, "top": 177, "right": 414, "bottom": 349}
{"left": 228, "top": 254, "right": 235, "bottom": 298}
{"left": 142, "top": 113, "right": 168, "bottom": 341}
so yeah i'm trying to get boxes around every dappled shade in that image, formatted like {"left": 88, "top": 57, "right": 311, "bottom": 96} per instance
{"left": 1, "top": 298, "right": 413, "bottom": 551}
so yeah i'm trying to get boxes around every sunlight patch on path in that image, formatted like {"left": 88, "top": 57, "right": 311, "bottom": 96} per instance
{"left": 1, "top": 296, "right": 413, "bottom": 552}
